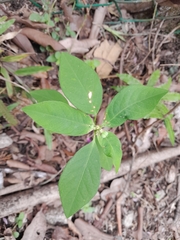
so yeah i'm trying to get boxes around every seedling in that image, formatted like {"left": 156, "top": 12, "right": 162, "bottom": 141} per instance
{"left": 13, "top": 212, "right": 25, "bottom": 238}
{"left": 23, "top": 52, "right": 168, "bottom": 217}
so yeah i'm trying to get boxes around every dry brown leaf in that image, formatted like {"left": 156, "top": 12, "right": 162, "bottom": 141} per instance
{"left": 33, "top": 163, "right": 57, "bottom": 174}
{"left": 75, "top": 218, "right": 114, "bottom": 240}
{"left": 13, "top": 171, "right": 31, "bottom": 181}
{"left": 4, "top": 228, "right": 15, "bottom": 240}
{"left": 16, "top": 5, "right": 32, "bottom": 18}
{"left": 0, "top": 31, "right": 19, "bottom": 43}
{"left": 38, "top": 145, "right": 54, "bottom": 161}
{"left": 60, "top": 38, "right": 99, "bottom": 54}
{"left": 22, "top": 211, "right": 46, "bottom": 240}
{"left": 4, "top": 177, "right": 22, "bottom": 184}
{"left": 20, "top": 131, "right": 45, "bottom": 142}
{"left": 61, "top": 3, "right": 91, "bottom": 39}
{"left": 156, "top": 126, "right": 168, "bottom": 145}
{"left": 12, "top": 33, "right": 39, "bottom": 63}
{"left": 21, "top": 28, "right": 65, "bottom": 51}
{"left": 52, "top": 226, "right": 78, "bottom": 240}
{"left": 9, "top": 16, "right": 49, "bottom": 29}
{"left": 107, "top": 5, "right": 119, "bottom": 17}
{"left": 7, "top": 160, "right": 30, "bottom": 170}
{"left": 41, "top": 77, "right": 51, "bottom": 89}
{"left": 94, "top": 40, "right": 122, "bottom": 77}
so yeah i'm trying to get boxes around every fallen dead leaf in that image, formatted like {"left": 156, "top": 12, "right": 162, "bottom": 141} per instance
{"left": 0, "top": 31, "right": 20, "bottom": 43}
{"left": 75, "top": 218, "right": 114, "bottom": 240}
{"left": 61, "top": 3, "right": 91, "bottom": 39}
{"left": 4, "top": 228, "right": 15, "bottom": 240}
{"left": 21, "top": 211, "right": 46, "bottom": 240}
{"left": 94, "top": 40, "right": 122, "bottom": 77}
{"left": 20, "top": 131, "right": 45, "bottom": 142}
{"left": 21, "top": 28, "right": 65, "bottom": 51}
{"left": 4, "top": 177, "right": 22, "bottom": 184}
{"left": 12, "top": 33, "right": 39, "bottom": 63}
{"left": 156, "top": 126, "right": 168, "bottom": 145}
{"left": 52, "top": 226, "right": 78, "bottom": 240}
{"left": 38, "top": 145, "right": 54, "bottom": 161}
{"left": 7, "top": 160, "right": 31, "bottom": 170}
{"left": 33, "top": 162, "right": 57, "bottom": 174}
{"left": 60, "top": 38, "right": 99, "bottom": 54}
{"left": 9, "top": 16, "right": 49, "bottom": 29}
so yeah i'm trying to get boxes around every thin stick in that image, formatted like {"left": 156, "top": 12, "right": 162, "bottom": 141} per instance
{"left": 136, "top": 207, "right": 143, "bottom": 240}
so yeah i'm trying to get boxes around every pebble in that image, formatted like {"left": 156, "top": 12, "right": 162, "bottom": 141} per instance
{"left": 123, "top": 212, "right": 134, "bottom": 228}
{"left": 165, "top": 165, "right": 176, "bottom": 184}
{"left": 0, "top": 133, "right": 13, "bottom": 149}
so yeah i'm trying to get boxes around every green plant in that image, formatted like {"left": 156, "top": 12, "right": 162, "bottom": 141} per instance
{"left": 117, "top": 71, "right": 180, "bottom": 145}
{"left": 29, "top": 0, "right": 56, "bottom": 28}
{"left": 29, "top": 0, "right": 60, "bottom": 39}
{"left": 0, "top": 100, "right": 18, "bottom": 129}
{"left": 22, "top": 52, "right": 168, "bottom": 217}
{"left": 13, "top": 212, "right": 25, "bottom": 238}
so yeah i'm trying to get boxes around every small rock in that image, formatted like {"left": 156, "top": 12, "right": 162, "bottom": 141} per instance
{"left": 123, "top": 212, "right": 134, "bottom": 228}
{"left": 155, "top": 189, "right": 166, "bottom": 201}
{"left": 165, "top": 165, "right": 176, "bottom": 184}
{"left": 45, "top": 206, "right": 67, "bottom": 225}
{"left": 0, "top": 134, "right": 13, "bottom": 149}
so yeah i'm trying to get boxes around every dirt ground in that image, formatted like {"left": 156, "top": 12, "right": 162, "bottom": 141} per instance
{"left": 0, "top": 0, "right": 180, "bottom": 239}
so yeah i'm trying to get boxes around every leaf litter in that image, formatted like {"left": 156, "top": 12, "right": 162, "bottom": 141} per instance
{"left": 0, "top": 0, "right": 180, "bottom": 239}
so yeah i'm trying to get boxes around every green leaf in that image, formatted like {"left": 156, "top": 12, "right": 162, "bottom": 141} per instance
{"left": 22, "top": 101, "right": 94, "bottom": 136}
{"left": 59, "top": 52, "right": 103, "bottom": 115}
{"left": 117, "top": 74, "right": 141, "bottom": 85}
{"left": 103, "top": 85, "right": 167, "bottom": 127}
{"left": 158, "top": 77, "right": 172, "bottom": 90}
{"left": 146, "top": 102, "right": 164, "bottom": 119}
{"left": 59, "top": 140, "right": 101, "bottom": 217}
{"left": 0, "top": 19, "right": 15, "bottom": 35}
{"left": 95, "top": 136, "right": 113, "bottom": 171}
{"left": 0, "top": 53, "right": 29, "bottom": 62}
{"left": 13, "top": 231, "right": 19, "bottom": 238}
{"left": 147, "top": 70, "right": 160, "bottom": 87}
{"left": 15, "top": 212, "right": 25, "bottom": 228}
{"left": 30, "top": 89, "right": 68, "bottom": 104}
{"left": 97, "top": 131, "right": 122, "bottom": 172}
{"left": 29, "top": 12, "right": 44, "bottom": 22}
{"left": 46, "top": 54, "right": 56, "bottom": 63}
{"left": 65, "top": 24, "right": 76, "bottom": 38}
{"left": 103, "top": 25, "right": 125, "bottom": 41}
{"left": 146, "top": 102, "right": 169, "bottom": 119}
{"left": 162, "top": 92, "right": 180, "bottom": 102}
{"left": 164, "top": 116, "right": 175, "bottom": 145}
{"left": 51, "top": 31, "right": 59, "bottom": 41}
{"left": 85, "top": 59, "right": 100, "bottom": 70}
{"left": 14, "top": 66, "right": 52, "bottom": 76}
{"left": 0, "top": 67, "right": 13, "bottom": 97}
{"left": 0, "top": 16, "right": 7, "bottom": 23}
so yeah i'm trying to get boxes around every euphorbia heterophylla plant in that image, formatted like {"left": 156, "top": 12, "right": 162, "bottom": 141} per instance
{"left": 22, "top": 52, "right": 168, "bottom": 217}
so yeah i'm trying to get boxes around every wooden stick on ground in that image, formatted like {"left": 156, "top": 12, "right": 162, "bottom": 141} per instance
{"left": 101, "top": 145, "right": 180, "bottom": 183}
{"left": 0, "top": 146, "right": 180, "bottom": 218}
